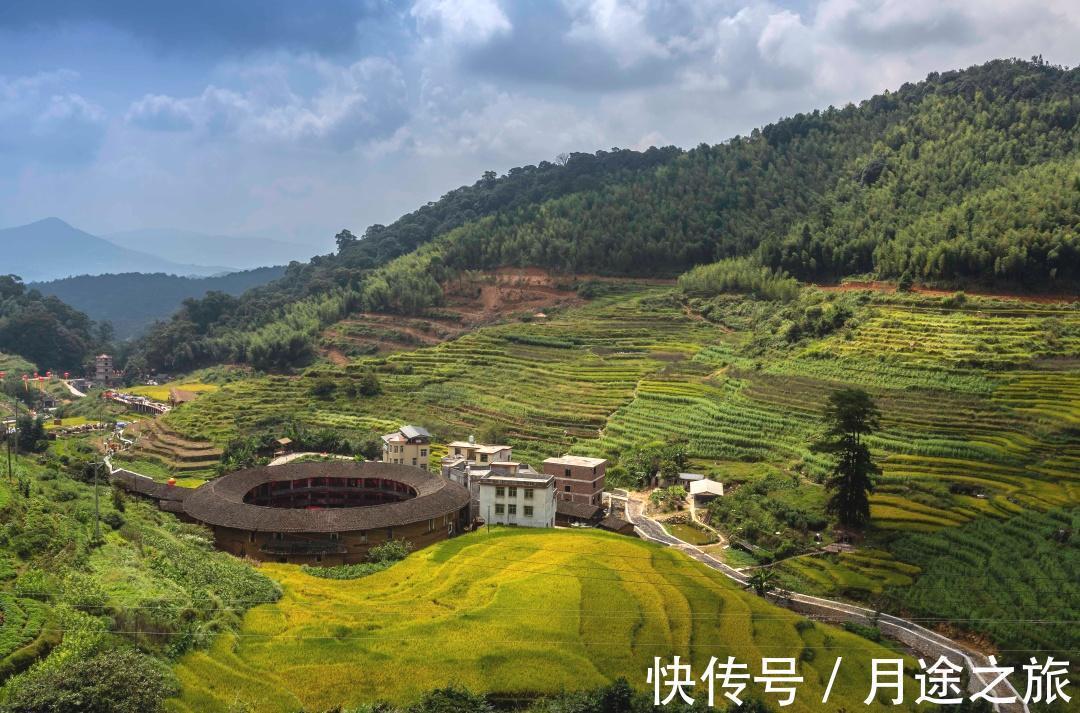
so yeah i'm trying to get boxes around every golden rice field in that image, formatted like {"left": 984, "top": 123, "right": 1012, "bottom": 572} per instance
{"left": 168, "top": 529, "right": 918, "bottom": 713}
{"left": 127, "top": 380, "right": 220, "bottom": 401}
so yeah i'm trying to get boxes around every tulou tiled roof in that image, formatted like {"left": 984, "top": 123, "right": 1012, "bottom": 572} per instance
{"left": 182, "top": 461, "right": 469, "bottom": 534}
{"left": 110, "top": 469, "right": 190, "bottom": 502}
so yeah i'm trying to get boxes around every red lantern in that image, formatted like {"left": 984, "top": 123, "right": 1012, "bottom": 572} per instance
{"left": 45, "top": 371, "right": 51, "bottom": 378}
{"left": 0, "top": 371, "right": 5, "bottom": 379}
{"left": 64, "top": 372, "right": 70, "bottom": 379}
{"left": 167, "top": 478, "right": 177, "bottom": 487}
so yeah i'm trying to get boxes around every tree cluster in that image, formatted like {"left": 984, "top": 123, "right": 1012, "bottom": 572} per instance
{"left": 0, "top": 275, "right": 111, "bottom": 373}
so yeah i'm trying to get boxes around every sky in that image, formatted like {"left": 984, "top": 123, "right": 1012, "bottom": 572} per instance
{"left": 1, "top": 0, "right": 1078, "bottom": 249}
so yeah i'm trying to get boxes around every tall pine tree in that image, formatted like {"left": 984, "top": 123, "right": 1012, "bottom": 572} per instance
{"left": 814, "top": 388, "right": 881, "bottom": 528}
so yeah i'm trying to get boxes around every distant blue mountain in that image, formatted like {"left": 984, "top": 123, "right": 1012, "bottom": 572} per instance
{"left": 1, "top": 218, "right": 231, "bottom": 281}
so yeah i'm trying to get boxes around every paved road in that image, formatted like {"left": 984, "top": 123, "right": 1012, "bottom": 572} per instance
{"left": 623, "top": 497, "right": 1027, "bottom": 713}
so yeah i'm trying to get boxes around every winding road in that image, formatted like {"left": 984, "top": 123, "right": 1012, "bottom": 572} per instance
{"left": 621, "top": 495, "right": 1029, "bottom": 713}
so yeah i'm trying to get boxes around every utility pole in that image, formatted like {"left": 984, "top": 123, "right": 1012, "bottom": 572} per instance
{"left": 7, "top": 398, "right": 17, "bottom": 482}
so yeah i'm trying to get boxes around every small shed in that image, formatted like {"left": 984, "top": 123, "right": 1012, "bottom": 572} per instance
{"left": 274, "top": 437, "right": 294, "bottom": 456}
{"left": 555, "top": 500, "right": 603, "bottom": 526}
{"left": 689, "top": 478, "right": 724, "bottom": 506}
{"left": 597, "top": 515, "right": 636, "bottom": 537}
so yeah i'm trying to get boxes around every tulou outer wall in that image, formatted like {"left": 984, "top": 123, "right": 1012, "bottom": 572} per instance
{"left": 210, "top": 506, "right": 470, "bottom": 566}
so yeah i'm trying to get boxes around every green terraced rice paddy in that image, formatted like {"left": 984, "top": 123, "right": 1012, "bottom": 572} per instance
{"left": 169, "top": 529, "right": 918, "bottom": 713}
{"left": 164, "top": 286, "right": 1079, "bottom": 660}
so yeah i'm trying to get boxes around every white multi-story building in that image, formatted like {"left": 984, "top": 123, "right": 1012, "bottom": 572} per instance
{"left": 476, "top": 462, "right": 556, "bottom": 528}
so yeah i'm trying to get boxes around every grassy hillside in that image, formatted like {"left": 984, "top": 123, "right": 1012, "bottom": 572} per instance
{"left": 0, "top": 446, "right": 279, "bottom": 710}
{"left": 163, "top": 280, "right": 1079, "bottom": 662}
{"left": 170, "top": 528, "right": 918, "bottom": 713}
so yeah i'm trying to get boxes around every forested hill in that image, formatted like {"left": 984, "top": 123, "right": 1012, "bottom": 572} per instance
{"left": 131, "top": 58, "right": 1079, "bottom": 373}
{"left": 0, "top": 275, "right": 110, "bottom": 373}
{"left": 32, "top": 266, "right": 286, "bottom": 340}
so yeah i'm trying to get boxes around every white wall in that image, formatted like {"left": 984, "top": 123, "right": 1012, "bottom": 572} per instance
{"left": 478, "top": 483, "right": 555, "bottom": 528}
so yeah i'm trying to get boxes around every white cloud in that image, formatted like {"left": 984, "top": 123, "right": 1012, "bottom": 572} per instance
{"left": 124, "top": 56, "right": 410, "bottom": 151}
{"left": 126, "top": 94, "right": 197, "bottom": 131}
{"left": 757, "top": 10, "right": 814, "bottom": 72}
{"left": 411, "top": 0, "right": 511, "bottom": 44}
{"left": 0, "top": 70, "right": 107, "bottom": 164}
{"left": 563, "top": 0, "right": 670, "bottom": 68}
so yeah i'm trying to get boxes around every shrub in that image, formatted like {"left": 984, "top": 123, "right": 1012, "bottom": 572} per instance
{"left": 367, "top": 539, "right": 412, "bottom": 564}
{"left": 0, "top": 647, "right": 177, "bottom": 713}
{"left": 679, "top": 257, "right": 800, "bottom": 302}
{"left": 309, "top": 376, "right": 337, "bottom": 399}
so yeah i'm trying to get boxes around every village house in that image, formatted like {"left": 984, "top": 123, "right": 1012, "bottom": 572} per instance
{"left": 543, "top": 455, "right": 607, "bottom": 507}
{"left": 477, "top": 462, "right": 557, "bottom": 528}
{"left": 444, "top": 437, "right": 512, "bottom": 466}
{"left": 381, "top": 425, "right": 432, "bottom": 469}
{"left": 440, "top": 437, "right": 514, "bottom": 517}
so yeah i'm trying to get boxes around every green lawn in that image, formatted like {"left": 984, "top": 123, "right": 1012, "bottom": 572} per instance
{"left": 169, "top": 528, "right": 919, "bottom": 713}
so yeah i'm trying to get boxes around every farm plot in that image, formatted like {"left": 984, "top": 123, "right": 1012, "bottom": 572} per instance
{"left": 168, "top": 528, "right": 918, "bottom": 713}
{"left": 0, "top": 594, "right": 53, "bottom": 678}
{"left": 889, "top": 508, "right": 1079, "bottom": 663}
{"left": 164, "top": 288, "right": 720, "bottom": 464}
{"left": 802, "top": 303, "right": 1080, "bottom": 370}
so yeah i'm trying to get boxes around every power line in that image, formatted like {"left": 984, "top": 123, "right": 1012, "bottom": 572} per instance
{"left": 23, "top": 627, "right": 1080, "bottom": 653}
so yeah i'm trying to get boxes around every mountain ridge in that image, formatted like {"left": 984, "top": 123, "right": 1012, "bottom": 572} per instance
{"left": 31, "top": 266, "right": 287, "bottom": 340}
{"left": 0, "top": 217, "right": 234, "bottom": 281}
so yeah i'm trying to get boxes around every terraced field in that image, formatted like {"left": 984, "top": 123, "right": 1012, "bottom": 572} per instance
{"left": 0, "top": 353, "right": 34, "bottom": 376}
{"left": 169, "top": 528, "right": 918, "bottom": 713}
{"left": 163, "top": 285, "right": 1079, "bottom": 658}
{"left": 122, "top": 419, "right": 222, "bottom": 478}
{"left": 0, "top": 593, "right": 54, "bottom": 679}
{"left": 166, "top": 286, "right": 717, "bottom": 464}
{"left": 127, "top": 380, "right": 219, "bottom": 402}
